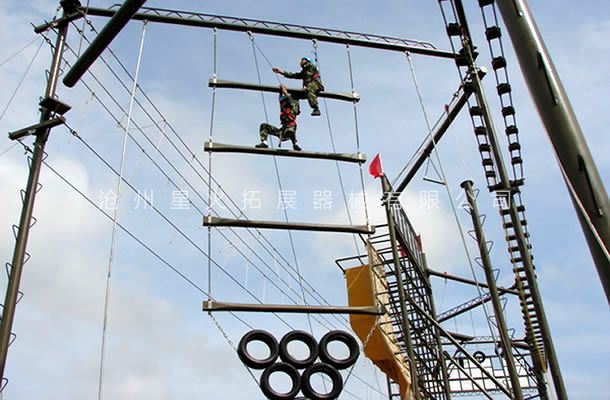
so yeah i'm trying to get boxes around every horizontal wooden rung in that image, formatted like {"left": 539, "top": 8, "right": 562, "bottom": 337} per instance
{"left": 203, "top": 216, "right": 375, "bottom": 234}
{"left": 204, "top": 141, "right": 366, "bottom": 164}
{"left": 202, "top": 300, "right": 384, "bottom": 315}
{"left": 209, "top": 78, "right": 360, "bottom": 102}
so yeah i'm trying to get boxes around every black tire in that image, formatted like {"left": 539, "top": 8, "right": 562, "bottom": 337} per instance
{"left": 301, "top": 362, "right": 343, "bottom": 400}
{"left": 237, "top": 330, "right": 279, "bottom": 370}
{"left": 318, "top": 330, "right": 359, "bottom": 370}
{"left": 259, "top": 362, "right": 301, "bottom": 400}
{"left": 473, "top": 350, "right": 486, "bottom": 363}
{"left": 279, "top": 330, "right": 319, "bottom": 369}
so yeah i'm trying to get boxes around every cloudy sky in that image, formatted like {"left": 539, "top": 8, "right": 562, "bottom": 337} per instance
{"left": 0, "top": 0, "right": 608, "bottom": 399}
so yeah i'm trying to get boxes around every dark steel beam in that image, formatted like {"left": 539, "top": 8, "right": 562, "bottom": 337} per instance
{"left": 209, "top": 79, "right": 359, "bottom": 102}
{"left": 203, "top": 216, "right": 375, "bottom": 235}
{"left": 202, "top": 300, "right": 384, "bottom": 315}
{"left": 496, "top": 0, "right": 610, "bottom": 307}
{"left": 0, "top": 3, "right": 72, "bottom": 385}
{"left": 427, "top": 268, "right": 519, "bottom": 295}
{"left": 204, "top": 141, "right": 366, "bottom": 164}
{"left": 462, "top": 180, "right": 524, "bottom": 400}
{"left": 80, "top": 6, "right": 455, "bottom": 59}
{"left": 63, "top": 0, "right": 147, "bottom": 87}
{"left": 393, "top": 78, "right": 474, "bottom": 195}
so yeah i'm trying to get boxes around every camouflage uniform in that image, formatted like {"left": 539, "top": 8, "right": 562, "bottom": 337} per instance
{"left": 282, "top": 62, "right": 324, "bottom": 110}
{"left": 259, "top": 93, "right": 300, "bottom": 146}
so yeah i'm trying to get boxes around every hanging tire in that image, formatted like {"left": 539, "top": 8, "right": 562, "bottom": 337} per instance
{"left": 279, "top": 330, "right": 319, "bottom": 369}
{"left": 259, "top": 362, "right": 301, "bottom": 400}
{"left": 237, "top": 330, "right": 279, "bottom": 370}
{"left": 301, "top": 362, "right": 343, "bottom": 400}
{"left": 318, "top": 330, "right": 359, "bottom": 370}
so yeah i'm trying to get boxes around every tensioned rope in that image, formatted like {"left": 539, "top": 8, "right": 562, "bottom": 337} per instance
{"left": 312, "top": 40, "right": 361, "bottom": 256}
{"left": 207, "top": 28, "right": 217, "bottom": 302}
{"left": 97, "top": 20, "right": 147, "bottom": 400}
{"left": 404, "top": 51, "right": 501, "bottom": 347}
{"left": 0, "top": 39, "right": 44, "bottom": 122}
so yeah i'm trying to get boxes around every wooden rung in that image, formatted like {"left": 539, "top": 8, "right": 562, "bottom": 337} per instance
{"left": 209, "top": 78, "right": 360, "bottom": 102}
{"left": 203, "top": 216, "right": 375, "bottom": 234}
{"left": 204, "top": 141, "right": 366, "bottom": 164}
{"left": 202, "top": 300, "right": 384, "bottom": 315}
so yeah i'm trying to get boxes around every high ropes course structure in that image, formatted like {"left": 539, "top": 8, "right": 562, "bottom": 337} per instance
{"left": 1, "top": 0, "right": 608, "bottom": 399}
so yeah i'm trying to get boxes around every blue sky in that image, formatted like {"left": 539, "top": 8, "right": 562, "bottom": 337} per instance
{"left": 0, "top": 0, "right": 608, "bottom": 399}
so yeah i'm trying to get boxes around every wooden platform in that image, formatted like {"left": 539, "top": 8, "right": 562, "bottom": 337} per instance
{"left": 203, "top": 216, "right": 375, "bottom": 234}
{"left": 203, "top": 300, "right": 384, "bottom": 315}
{"left": 204, "top": 141, "right": 366, "bottom": 164}
{"left": 209, "top": 78, "right": 360, "bottom": 102}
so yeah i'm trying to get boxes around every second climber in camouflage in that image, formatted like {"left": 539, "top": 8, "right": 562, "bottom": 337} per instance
{"left": 255, "top": 84, "right": 302, "bottom": 151}
{"left": 272, "top": 56, "right": 324, "bottom": 116}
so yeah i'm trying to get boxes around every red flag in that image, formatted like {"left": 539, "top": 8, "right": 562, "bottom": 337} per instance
{"left": 369, "top": 153, "right": 383, "bottom": 178}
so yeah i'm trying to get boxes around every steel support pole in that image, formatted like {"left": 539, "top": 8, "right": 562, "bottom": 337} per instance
{"left": 0, "top": 10, "right": 70, "bottom": 384}
{"left": 381, "top": 175, "right": 422, "bottom": 400}
{"left": 495, "top": 0, "right": 610, "bottom": 304}
{"left": 461, "top": 180, "right": 524, "bottom": 400}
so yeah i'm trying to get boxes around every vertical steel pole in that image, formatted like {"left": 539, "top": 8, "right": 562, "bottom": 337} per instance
{"left": 461, "top": 180, "right": 524, "bottom": 400}
{"left": 381, "top": 175, "right": 422, "bottom": 400}
{"left": 495, "top": 0, "right": 610, "bottom": 303}
{"left": 0, "top": 8, "right": 70, "bottom": 383}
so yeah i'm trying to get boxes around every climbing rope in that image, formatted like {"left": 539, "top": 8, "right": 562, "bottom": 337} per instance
{"left": 97, "top": 20, "right": 148, "bottom": 400}
{"left": 404, "top": 49, "right": 501, "bottom": 349}
{"left": 207, "top": 27, "right": 217, "bottom": 302}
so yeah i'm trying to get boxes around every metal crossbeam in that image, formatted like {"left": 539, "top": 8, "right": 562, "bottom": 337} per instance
{"left": 55, "top": 6, "right": 457, "bottom": 58}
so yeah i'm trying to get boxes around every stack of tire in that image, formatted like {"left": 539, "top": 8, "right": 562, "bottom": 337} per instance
{"left": 237, "top": 330, "right": 360, "bottom": 400}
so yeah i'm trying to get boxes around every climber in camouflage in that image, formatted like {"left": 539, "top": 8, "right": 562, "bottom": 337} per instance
{"left": 272, "top": 56, "right": 324, "bottom": 116}
{"left": 256, "top": 84, "right": 302, "bottom": 151}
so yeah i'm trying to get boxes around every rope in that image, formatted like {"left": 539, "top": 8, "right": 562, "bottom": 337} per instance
{"left": 0, "top": 39, "right": 44, "bottom": 121}
{"left": 346, "top": 45, "right": 371, "bottom": 232}
{"left": 405, "top": 50, "right": 501, "bottom": 348}
{"left": 312, "top": 40, "right": 360, "bottom": 256}
{"left": 77, "top": 0, "right": 92, "bottom": 56}
{"left": 207, "top": 28, "right": 217, "bottom": 301}
{"left": 97, "top": 21, "right": 147, "bottom": 400}
{"left": 0, "top": 36, "right": 41, "bottom": 67}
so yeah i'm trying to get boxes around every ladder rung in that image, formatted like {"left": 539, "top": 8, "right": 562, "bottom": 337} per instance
{"left": 492, "top": 56, "right": 507, "bottom": 70}
{"left": 203, "top": 216, "right": 375, "bottom": 234}
{"left": 446, "top": 23, "right": 461, "bottom": 36}
{"left": 506, "top": 125, "right": 519, "bottom": 135}
{"left": 204, "top": 141, "right": 366, "bottom": 164}
{"left": 500, "top": 205, "right": 525, "bottom": 215}
{"left": 485, "top": 170, "right": 496, "bottom": 178}
{"left": 482, "top": 158, "right": 494, "bottom": 166}
{"left": 509, "top": 244, "right": 532, "bottom": 252}
{"left": 478, "top": 143, "right": 491, "bottom": 152}
{"left": 512, "top": 156, "right": 523, "bottom": 164}
{"left": 469, "top": 106, "right": 483, "bottom": 116}
{"left": 497, "top": 82, "right": 512, "bottom": 95}
{"left": 485, "top": 26, "right": 502, "bottom": 40}
{"left": 502, "top": 106, "right": 516, "bottom": 117}
{"left": 209, "top": 78, "right": 360, "bottom": 102}
{"left": 202, "top": 300, "right": 384, "bottom": 315}
{"left": 503, "top": 220, "right": 528, "bottom": 229}
{"left": 479, "top": 0, "right": 494, "bottom": 6}
{"left": 506, "top": 232, "right": 530, "bottom": 241}
{"left": 511, "top": 178, "right": 525, "bottom": 187}
{"left": 474, "top": 126, "right": 487, "bottom": 135}
{"left": 509, "top": 142, "right": 521, "bottom": 151}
